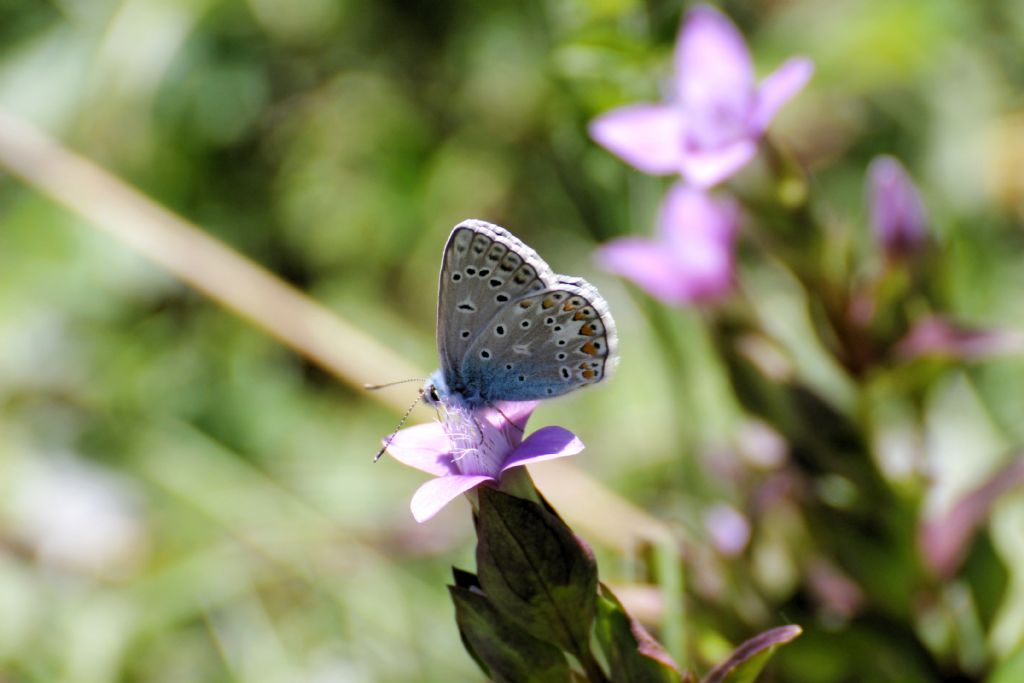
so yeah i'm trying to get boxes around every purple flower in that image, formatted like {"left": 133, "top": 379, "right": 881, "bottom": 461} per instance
{"left": 703, "top": 503, "right": 751, "bottom": 557}
{"left": 589, "top": 4, "right": 813, "bottom": 188}
{"left": 385, "top": 401, "right": 583, "bottom": 522}
{"left": 919, "top": 457, "right": 1024, "bottom": 579}
{"left": 867, "top": 156, "right": 928, "bottom": 259}
{"left": 598, "top": 183, "right": 740, "bottom": 306}
{"left": 895, "top": 315, "right": 1024, "bottom": 361}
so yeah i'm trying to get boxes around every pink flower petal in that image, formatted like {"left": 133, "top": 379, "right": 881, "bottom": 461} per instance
{"left": 679, "top": 138, "right": 758, "bottom": 188}
{"left": 658, "top": 183, "right": 739, "bottom": 246}
{"left": 589, "top": 104, "right": 685, "bottom": 175}
{"left": 501, "top": 426, "right": 584, "bottom": 472}
{"left": 657, "top": 186, "right": 739, "bottom": 301}
{"left": 598, "top": 237, "right": 691, "bottom": 305}
{"left": 751, "top": 57, "right": 814, "bottom": 132}
{"left": 602, "top": 186, "right": 740, "bottom": 306}
{"left": 487, "top": 401, "right": 539, "bottom": 433}
{"left": 896, "top": 316, "right": 1024, "bottom": 361}
{"left": 386, "top": 423, "right": 455, "bottom": 476}
{"left": 676, "top": 5, "right": 754, "bottom": 92}
{"left": 410, "top": 474, "right": 494, "bottom": 523}
{"left": 675, "top": 5, "right": 755, "bottom": 149}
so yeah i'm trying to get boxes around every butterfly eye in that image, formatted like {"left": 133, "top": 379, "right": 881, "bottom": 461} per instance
{"left": 429, "top": 386, "right": 440, "bottom": 402}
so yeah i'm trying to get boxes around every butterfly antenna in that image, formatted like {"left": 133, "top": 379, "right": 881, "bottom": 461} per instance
{"left": 374, "top": 391, "right": 424, "bottom": 463}
{"left": 364, "top": 378, "right": 424, "bottom": 391}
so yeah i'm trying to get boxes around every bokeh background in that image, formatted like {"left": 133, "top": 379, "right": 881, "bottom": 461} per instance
{"left": 2, "top": 0, "right": 1024, "bottom": 681}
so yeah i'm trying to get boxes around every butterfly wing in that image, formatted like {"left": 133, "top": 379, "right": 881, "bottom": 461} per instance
{"left": 460, "top": 277, "right": 618, "bottom": 402}
{"left": 436, "top": 221, "right": 551, "bottom": 390}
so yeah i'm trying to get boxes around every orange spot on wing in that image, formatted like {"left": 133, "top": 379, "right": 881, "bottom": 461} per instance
{"left": 542, "top": 297, "right": 555, "bottom": 309}
{"left": 563, "top": 302, "right": 577, "bottom": 312}
{"left": 579, "top": 323, "right": 595, "bottom": 336}
{"left": 519, "top": 300, "right": 533, "bottom": 308}
{"left": 581, "top": 342, "right": 598, "bottom": 356}
{"left": 573, "top": 311, "right": 587, "bottom": 321}
{"left": 582, "top": 370, "right": 595, "bottom": 380}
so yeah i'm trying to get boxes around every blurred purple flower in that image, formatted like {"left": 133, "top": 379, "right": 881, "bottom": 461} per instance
{"left": 919, "top": 457, "right": 1024, "bottom": 579}
{"left": 868, "top": 156, "right": 928, "bottom": 259}
{"left": 895, "top": 315, "right": 1024, "bottom": 361}
{"left": 598, "top": 183, "right": 740, "bottom": 306}
{"left": 589, "top": 4, "right": 813, "bottom": 188}
{"left": 704, "top": 503, "right": 751, "bottom": 557}
{"left": 807, "top": 559, "right": 863, "bottom": 620}
{"left": 385, "top": 401, "right": 583, "bottom": 522}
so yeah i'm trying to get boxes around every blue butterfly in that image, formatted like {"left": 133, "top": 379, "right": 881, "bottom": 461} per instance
{"left": 423, "top": 220, "right": 618, "bottom": 411}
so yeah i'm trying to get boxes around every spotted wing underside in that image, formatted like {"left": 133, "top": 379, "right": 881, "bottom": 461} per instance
{"left": 462, "top": 279, "right": 618, "bottom": 402}
{"left": 436, "top": 220, "right": 618, "bottom": 404}
{"left": 436, "top": 221, "right": 550, "bottom": 385}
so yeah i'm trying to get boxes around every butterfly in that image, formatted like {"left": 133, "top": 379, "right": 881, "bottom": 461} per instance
{"left": 422, "top": 219, "right": 618, "bottom": 411}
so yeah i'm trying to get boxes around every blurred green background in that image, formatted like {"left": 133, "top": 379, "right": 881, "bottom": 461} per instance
{"left": 2, "top": 0, "right": 1024, "bottom": 681}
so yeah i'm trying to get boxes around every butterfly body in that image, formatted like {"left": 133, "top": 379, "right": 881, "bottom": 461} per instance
{"left": 424, "top": 220, "right": 617, "bottom": 411}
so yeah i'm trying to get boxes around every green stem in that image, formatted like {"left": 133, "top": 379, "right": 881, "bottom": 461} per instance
{"left": 635, "top": 290, "right": 692, "bottom": 447}
{"left": 497, "top": 466, "right": 543, "bottom": 504}
{"left": 578, "top": 644, "right": 611, "bottom": 683}
{"left": 655, "top": 537, "right": 687, "bottom": 671}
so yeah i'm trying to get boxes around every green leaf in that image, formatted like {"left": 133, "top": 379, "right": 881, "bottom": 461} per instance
{"left": 987, "top": 646, "right": 1024, "bottom": 683}
{"left": 449, "top": 569, "right": 490, "bottom": 675}
{"left": 449, "top": 585, "right": 572, "bottom": 683}
{"left": 702, "top": 625, "right": 802, "bottom": 683}
{"left": 475, "top": 487, "right": 598, "bottom": 656}
{"left": 595, "top": 584, "right": 683, "bottom": 683}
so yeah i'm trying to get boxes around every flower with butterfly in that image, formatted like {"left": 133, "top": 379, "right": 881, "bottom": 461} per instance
{"left": 385, "top": 399, "right": 582, "bottom": 522}
{"left": 383, "top": 220, "right": 617, "bottom": 521}
{"left": 378, "top": 217, "right": 807, "bottom": 681}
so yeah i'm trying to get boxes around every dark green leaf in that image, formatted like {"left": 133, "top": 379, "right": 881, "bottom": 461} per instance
{"left": 450, "top": 569, "right": 490, "bottom": 675}
{"left": 595, "top": 583, "right": 682, "bottom": 683}
{"left": 702, "top": 625, "right": 802, "bottom": 683}
{"left": 449, "top": 585, "right": 572, "bottom": 683}
{"left": 453, "top": 567, "right": 482, "bottom": 590}
{"left": 475, "top": 487, "right": 598, "bottom": 656}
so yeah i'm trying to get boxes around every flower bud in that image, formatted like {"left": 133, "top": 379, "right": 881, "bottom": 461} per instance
{"left": 867, "top": 155, "right": 928, "bottom": 259}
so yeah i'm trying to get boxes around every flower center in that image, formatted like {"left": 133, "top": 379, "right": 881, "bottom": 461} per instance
{"left": 442, "top": 406, "right": 512, "bottom": 477}
{"left": 682, "top": 90, "right": 754, "bottom": 151}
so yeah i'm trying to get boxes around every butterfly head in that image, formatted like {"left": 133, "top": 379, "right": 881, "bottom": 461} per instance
{"left": 422, "top": 370, "right": 448, "bottom": 408}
